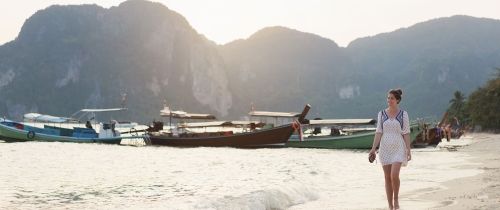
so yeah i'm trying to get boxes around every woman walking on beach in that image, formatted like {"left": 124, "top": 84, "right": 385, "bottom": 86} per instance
{"left": 369, "top": 89, "right": 412, "bottom": 210}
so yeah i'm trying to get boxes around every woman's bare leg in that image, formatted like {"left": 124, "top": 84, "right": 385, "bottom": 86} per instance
{"left": 391, "top": 163, "right": 402, "bottom": 209}
{"left": 383, "top": 165, "right": 393, "bottom": 209}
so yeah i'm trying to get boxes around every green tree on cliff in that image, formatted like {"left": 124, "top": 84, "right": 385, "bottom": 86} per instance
{"left": 466, "top": 68, "right": 500, "bottom": 131}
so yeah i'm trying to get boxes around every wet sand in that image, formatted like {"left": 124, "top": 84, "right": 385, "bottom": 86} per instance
{"left": 411, "top": 133, "right": 500, "bottom": 209}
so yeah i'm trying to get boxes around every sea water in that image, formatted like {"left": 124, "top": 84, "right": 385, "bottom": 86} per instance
{"left": 0, "top": 141, "right": 480, "bottom": 209}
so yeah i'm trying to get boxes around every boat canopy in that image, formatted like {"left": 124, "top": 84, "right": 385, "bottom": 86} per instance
{"left": 178, "top": 121, "right": 263, "bottom": 128}
{"left": 70, "top": 108, "right": 128, "bottom": 121}
{"left": 174, "top": 113, "right": 216, "bottom": 120}
{"left": 343, "top": 127, "right": 377, "bottom": 132}
{"left": 248, "top": 111, "right": 301, "bottom": 118}
{"left": 308, "top": 119, "right": 376, "bottom": 125}
{"left": 78, "top": 108, "right": 127, "bottom": 112}
{"left": 70, "top": 108, "right": 127, "bottom": 118}
{"left": 160, "top": 107, "right": 216, "bottom": 120}
{"left": 24, "top": 113, "right": 74, "bottom": 123}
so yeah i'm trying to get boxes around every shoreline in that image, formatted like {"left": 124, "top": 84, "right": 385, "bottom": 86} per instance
{"left": 411, "top": 133, "right": 500, "bottom": 209}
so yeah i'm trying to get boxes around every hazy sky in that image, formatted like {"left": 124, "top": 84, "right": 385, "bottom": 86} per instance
{"left": 2, "top": 0, "right": 500, "bottom": 47}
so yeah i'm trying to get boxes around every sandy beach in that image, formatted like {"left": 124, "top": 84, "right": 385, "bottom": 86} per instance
{"left": 409, "top": 133, "right": 500, "bottom": 209}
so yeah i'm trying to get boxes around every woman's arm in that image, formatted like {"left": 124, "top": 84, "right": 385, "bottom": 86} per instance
{"left": 403, "top": 133, "right": 411, "bottom": 161}
{"left": 402, "top": 111, "right": 411, "bottom": 160}
{"left": 370, "top": 133, "right": 382, "bottom": 154}
{"left": 370, "top": 111, "right": 383, "bottom": 154}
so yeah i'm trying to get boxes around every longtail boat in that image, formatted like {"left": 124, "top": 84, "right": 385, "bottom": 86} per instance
{"left": 22, "top": 108, "right": 148, "bottom": 135}
{"left": 147, "top": 104, "right": 311, "bottom": 148}
{"left": 286, "top": 119, "right": 422, "bottom": 149}
{"left": 0, "top": 118, "right": 123, "bottom": 144}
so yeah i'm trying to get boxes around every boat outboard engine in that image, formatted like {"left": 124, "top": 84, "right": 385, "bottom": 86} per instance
{"left": 312, "top": 117, "right": 321, "bottom": 135}
{"left": 313, "top": 126, "right": 322, "bottom": 135}
{"left": 147, "top": 121, "right": 164, "bottom": 132}
{"left": 330, "top": 128, "right": 341, "bottom": 136}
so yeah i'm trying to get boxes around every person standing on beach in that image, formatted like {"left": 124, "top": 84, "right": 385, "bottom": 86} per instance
{"left": 369, "top": 89, "right": 412, "bottom": 210}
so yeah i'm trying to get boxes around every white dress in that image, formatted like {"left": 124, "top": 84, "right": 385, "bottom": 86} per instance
{"left": 375, "top": 109, "right": 410, "bottom": 166}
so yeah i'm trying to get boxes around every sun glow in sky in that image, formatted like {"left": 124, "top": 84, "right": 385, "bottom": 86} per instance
{"left": 1, "top": 0, "right": 500, "bottom": 47}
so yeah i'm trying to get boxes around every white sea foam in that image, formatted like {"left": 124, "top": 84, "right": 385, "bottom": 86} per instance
{"left": 200, "top": 183, "right": 319, "bottom": 210}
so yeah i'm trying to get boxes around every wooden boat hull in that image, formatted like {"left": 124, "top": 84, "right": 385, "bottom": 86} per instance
{"left": 0, "top": 123, "right": 122, "bottom": 144}
{"left": 286, "top": 125, "right": 422, "bottom": 149}
{"left": 148, "top": 124, "right": 295, "bottom": 148}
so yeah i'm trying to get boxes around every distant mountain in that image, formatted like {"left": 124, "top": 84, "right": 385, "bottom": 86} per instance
{"left": 346, "top": 15, "right": 500, "bottom": 118}
{"left": 0, "top": 0, "right": 499, "bottom": 123}
{"left": 220, "top": 26, "right": 351, "bottom": 117}
{"left": 0, "top": 0, "right": 232, "bottom": 122}
{"left": 220, "top": 16, "right": 500, "bottom": 119}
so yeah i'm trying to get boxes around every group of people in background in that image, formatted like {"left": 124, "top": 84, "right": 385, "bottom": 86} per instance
{"left": 436, "top": 116, "right": 464, "bottom": 142}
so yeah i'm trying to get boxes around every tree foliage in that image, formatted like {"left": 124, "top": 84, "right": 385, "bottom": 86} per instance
{"left": 465, "top": 68, "right": 500, "bottom": 131}
{"left": 446, "top": 90, "right": 467, "bottom": 122}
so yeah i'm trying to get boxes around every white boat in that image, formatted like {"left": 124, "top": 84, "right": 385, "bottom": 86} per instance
{"left": 23, "top": 108, "right": 148, "bottom": 137}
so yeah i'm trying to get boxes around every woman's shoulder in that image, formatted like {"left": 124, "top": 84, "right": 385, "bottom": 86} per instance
{"left": 401, "top": 109, "right": 410, "bottom": 117}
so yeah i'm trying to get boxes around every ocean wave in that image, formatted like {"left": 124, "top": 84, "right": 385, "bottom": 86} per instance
{"left": 200, "top": 183, "right": 319, "bottom": 210}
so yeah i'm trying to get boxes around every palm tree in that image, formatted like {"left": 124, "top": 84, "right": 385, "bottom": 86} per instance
{"left": 447, "top": 90, "right": 466, "bottom": 121}
{"left": 449, "top": 91, "right": 465, "bottom": 110}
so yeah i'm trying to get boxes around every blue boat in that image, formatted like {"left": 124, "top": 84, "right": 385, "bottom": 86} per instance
{"left": 0, "top": 118, "right": 123, "bottom": 144}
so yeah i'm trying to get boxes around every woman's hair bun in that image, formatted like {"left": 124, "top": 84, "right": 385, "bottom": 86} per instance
{"left": 395, "top": 88, "right": 402, "bottom": 95}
